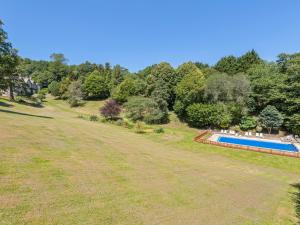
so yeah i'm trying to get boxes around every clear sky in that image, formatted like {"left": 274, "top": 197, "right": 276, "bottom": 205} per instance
{"left": 1, "top": 0, "right": 300, "bottom": 71}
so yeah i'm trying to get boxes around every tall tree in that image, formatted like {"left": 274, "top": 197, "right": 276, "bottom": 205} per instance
{"left": 0, "top": 20, "right": 20, "bottom": 100}
{"left": 259, "top": 105, "right": 283, "bottom": 134}
{"left": 237, "top": 49, "right": 262, "bottom": 73}
{"left": 214, "top": 56, "right": 239, "bottom": 75}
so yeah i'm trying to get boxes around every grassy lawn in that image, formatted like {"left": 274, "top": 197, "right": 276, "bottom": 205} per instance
{"left": 0, "top": 97, "right": 299, "bottom": 225}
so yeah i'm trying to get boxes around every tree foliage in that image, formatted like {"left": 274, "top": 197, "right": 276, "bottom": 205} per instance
{"left": 124, "top": 97, "right": 168, "bottom": 124}
{"left": 100, "top": 99, "right": 121, "bottom": 119}
{"left": 259, "top": 105, "right": 283, "bottom": 134}
{"left": 83, "top": 70, "right": 110, "bottom": 99}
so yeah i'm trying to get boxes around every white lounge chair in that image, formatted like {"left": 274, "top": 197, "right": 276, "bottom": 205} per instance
{"left": 245, "top": 132, "right": 248, "bottom": 136}
{"left": 248, "top": 132, "right": 252, "bottom": 136}
{"left": 259, "top": 133, "right": 263, "bottom": 137}
{"left": 256, "top": 133, "right": 259, "bottom": 137}
{"left": 224, "top": 130, "right": 227, "bottom": 134}
{"left": 221, "top": 129, "right": 224, "bottom": 133}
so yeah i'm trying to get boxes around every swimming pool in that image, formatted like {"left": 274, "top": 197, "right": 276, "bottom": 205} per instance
{"left": 217, "top": 136, "right": 298, "bottom": 152}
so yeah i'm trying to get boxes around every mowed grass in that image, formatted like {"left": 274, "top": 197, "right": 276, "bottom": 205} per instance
{"left": 0, "top": 97, "right": 299, "bottom": 225}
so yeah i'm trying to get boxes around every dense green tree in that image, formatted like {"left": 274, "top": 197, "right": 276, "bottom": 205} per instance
{"left": 186, "top": 103, "right": 229, "bottom": 128}
{"left": 283, "top": 53, "right": 300, "bottom": 115}
{"left": 285, "top": 114, "right": 300, "bottom": 136}
{"left": 112, "top": 77, "right": 137, "bottom": 103}
{"left": 259, "top": 105, "right": 283, "bottom": 134}
{"left": 151, "top": 62, "right": 177, "bottom": 108}
{"left": 174, "top": 69, "right": 205, "bottom": 117}
{"left": 237, "top": 49, "right": 262, "bottom": 73}
{"left": 247, "top": 63, "right": 286, "bottom": 112}
{"left": 48, "top": 53, "right": 69, "bottom": 82}
{"left": 239, "top": 116, "right": 257, "bottom": 131}
{"left": 124, "top": 96, "right": 167, "bottom": 124}
{"left": 176, "top": 62, "right": 202, "bottom": 83}
{"left": 48, "top": 81, "right": 61, "bottom": 97}
{"left": 110, "top": 64, "right": 128, "bottom": 88}
{"left": 83, "top": 70, "right": 110, "bottom": 99}
{"left": 0, "top": 20, "right": 20, "bottom": 100}
{"left": 214, "top": 56, "right": 239, "bottom": 75}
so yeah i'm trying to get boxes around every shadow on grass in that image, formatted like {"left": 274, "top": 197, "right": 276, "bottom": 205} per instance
{"left": 0, "top": 109, "right": 53, "bottom": 119}
{"left": 0, "top": 101, "right": 14, "bottom": 107}
{"left": 15, "top": 100, "right": 44, "bottom": 108}
{"left": 292, "top": 183, "right": 300, "bottom": 224}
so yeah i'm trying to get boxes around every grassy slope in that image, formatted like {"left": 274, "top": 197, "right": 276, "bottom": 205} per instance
{"left": 0, "top": 97, "right": 299, "bottom": 225}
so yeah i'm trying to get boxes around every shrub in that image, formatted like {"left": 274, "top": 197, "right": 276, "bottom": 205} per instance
{"left": 68, "top": 97, "right": 81, "bottom": 107}
{"left": 124, "top": 97, "right": 167, "bottom": 124}
{"left": 67, "top": 80, "right": 84, "bottom": 107}
{"left": 154, "top": 127, "right": 164, "bottom": 133}
{"left": 186, "top": 103, "right": 229, "bottom": 128}
{"left": 134, "top": 121, "right": 145, "bottom": 134}
{"left": 173, "top": 100, "right": 186, "bottom": 118}
{"left": 239, "top": 116, "right": 257, "bottom": 131}
{"left": 48, "top": 81, "right": 61, "bottom": 97}
{"left": 114, "top": 119, "right": 124, "bottom": 126}
{"left": 77, "top": 114, "right": 84, "bottom": 119}
{"left": 112, "top": 77, "right": 137, "bottom": 103}
{"left": 100, "top": 99, "right": 121, "bottom": 120}
{"left": 36, "top": 93, "right": 45, "bottom": 102}
{"left": 89, "top": 115, "right": 98, "bottom": 121}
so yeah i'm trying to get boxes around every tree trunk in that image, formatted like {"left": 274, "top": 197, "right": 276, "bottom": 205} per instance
{"left": 9, "top": 83, "right": 14, "bottom": 101}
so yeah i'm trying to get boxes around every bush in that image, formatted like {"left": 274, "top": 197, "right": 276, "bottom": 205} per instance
{"left": 186, "top": 103, "right": 229, "bottom": 128}
{"left": 154, "top": 127, "right": 164, "bottom": 133}
{"left": 114, "top": 119, "right": 124, "bottom": 126}
{"left": 36, "top": 89, "right": 47, "bottom": 102}
{"left": 67, "top": 80, "right": 84, "bottom": 107}
{"left": 239, "top": 116, "right": 257, "bottom": 131}
{"left": 124, "top": 97, "right": 167, "bottom": 124}
{"left": 112, "top": 77, "right": 137, "bottom": 103}
{"left": 134, "top": 121, "right": 145, "bottom": 134}
{"left": 173, "top": 100, "right": 186, "bottom": 118}
{"left": 68, "top": 97, "right": 81, "bottom": 107}
{"left": 89, "top": 115, "right": 98, "bottom": 121}
{"left": 48, "top": 81, "right": 61, "bottom": 97}
{"left": 100, "top": 99, "right": 121, "bottom": 120}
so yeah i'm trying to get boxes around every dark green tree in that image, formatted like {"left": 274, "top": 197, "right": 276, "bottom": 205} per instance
{"left": 259, "top": 105, "right": 283, "bottom": 134}
{"left": 214, "top": 56, "right": 239, "bottom": 75}
{"left": 0, "top": 20, "right": 20, "bottom": 100}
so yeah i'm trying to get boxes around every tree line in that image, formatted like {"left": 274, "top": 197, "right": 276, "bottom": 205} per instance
{"left": 0, "top": 20, "right": 299, "bottom": 135}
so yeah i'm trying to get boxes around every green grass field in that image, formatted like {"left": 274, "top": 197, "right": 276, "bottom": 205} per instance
{"left": 0, "top": 97, "right": 299, "bottom": 225}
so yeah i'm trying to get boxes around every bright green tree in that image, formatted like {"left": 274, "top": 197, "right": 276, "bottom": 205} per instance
{"left": 174, "top": 69, "right": 205, "bottom": 117}
{"left": 239, "top": 116, "right": 257, "bottom": 131}
{"left": 83, "top": 70, "right": 110, "bottom": 99}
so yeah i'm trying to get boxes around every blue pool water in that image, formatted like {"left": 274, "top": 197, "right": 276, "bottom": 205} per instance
{"left": 218, "top": 136, "right": 298, "bottom": 152}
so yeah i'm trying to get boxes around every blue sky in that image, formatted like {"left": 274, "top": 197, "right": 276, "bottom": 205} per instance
{"left": 1, "top": 0, "right": 300, "bottom": 71}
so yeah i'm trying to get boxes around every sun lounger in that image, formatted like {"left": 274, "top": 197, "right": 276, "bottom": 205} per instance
{"left": 256, "top": 133, "right": 259, "bottom": 137}
{"left": 259, "top": 133, "right": 263, "bottom": 137}
{"left": 248, "top": 132, "right": 252, "bottom": 136}
{"left": 245, "top": 132, "right": 248, "bottom": 136}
